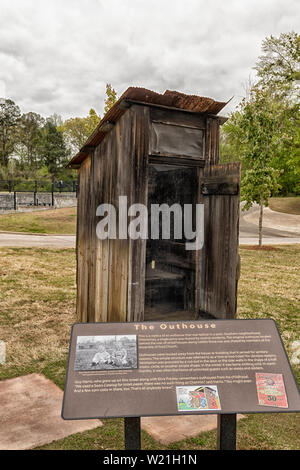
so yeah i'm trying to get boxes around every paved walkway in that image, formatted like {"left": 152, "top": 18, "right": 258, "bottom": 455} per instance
{"left": 1, "top": 232, "right": 299, "bottom": 248}
{"left": 142, "top": 414, "right": 244, "bottom": 445}
{"left": 0, "top": 204, "right": 299, "bottom": 248}
{"left": 0, "top": 374, "right": 102, "bottom": 450}
{"left": 0, "top": 232, "right": 75, "bottom": 248}
{"left": 239, "top": 204, "right": 300, "bottom": 245}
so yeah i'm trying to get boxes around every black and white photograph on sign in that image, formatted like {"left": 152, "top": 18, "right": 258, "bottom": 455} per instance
{"left": 74, "top": 335, "right": 138, "bottom": 371}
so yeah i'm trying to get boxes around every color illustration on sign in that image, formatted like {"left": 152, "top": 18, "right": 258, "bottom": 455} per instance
{"left": 256, "top": 373, "right": 288, "bottom": 408}
{"left": 176, "top": 385, "right": 221, "bottom": 411}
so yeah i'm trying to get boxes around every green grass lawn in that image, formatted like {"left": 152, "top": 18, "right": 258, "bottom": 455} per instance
{"left": 0, "top": 245, "right": 299, "bottom": 450}
{"left": 0, "top": 207, "right": 77, "bottom": 234}
{"left": 269, "top": 197, "right": 300, "bottom": 215}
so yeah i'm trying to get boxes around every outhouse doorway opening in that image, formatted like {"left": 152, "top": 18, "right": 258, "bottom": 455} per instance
{"left": 144, "top": 163, "right": 199, "bottom": 321}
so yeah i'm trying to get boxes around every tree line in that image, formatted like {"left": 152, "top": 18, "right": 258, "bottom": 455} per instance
{"left": 0, "top": 84, "right": 117, "bottom": 182}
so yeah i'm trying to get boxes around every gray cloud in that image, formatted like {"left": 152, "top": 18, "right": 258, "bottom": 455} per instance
{"left": 0, "top": 0, "right": 299, "bottom": 119}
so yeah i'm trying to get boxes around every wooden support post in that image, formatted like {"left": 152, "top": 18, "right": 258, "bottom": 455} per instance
{"left": 217, "top": 414, "right": 236, "bottom": 450}
{"left": 124, "top": 417, "right": 141, "bottom": 450}
{"left": 13, "top": 191, "right": 17, "bottom": 211}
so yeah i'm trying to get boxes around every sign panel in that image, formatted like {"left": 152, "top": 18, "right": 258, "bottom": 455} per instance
{"left": 62, "top": 319, "right": 300, "bottom": 419}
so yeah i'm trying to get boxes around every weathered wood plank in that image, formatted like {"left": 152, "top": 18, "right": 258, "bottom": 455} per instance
{"left": 93, "top": 146, "right": 103, "bottom": 322}
{"left": 107, "top": 119, "right": 128, "bottom": 322}
{"left": 77, "top": 155, "right": 91, "bottom": 323}
{"left": 205, "top": 117, "right": 219, "bottom": 165}
{"left": 128, "top": 105, "right": 149, "bottom": 322}
{"left": 150, "top": 106, "right": 206, "bottom": 129}
{"left": 149, "top": 154, "right": 205, "bottom": 167}
{"left": 200, "top": 176, "right": 239, "bottom": 195}
{"left": 98, "top": 135, "right": 112, "bottom": 322}
{"left": 199, "top": 162, "right": 241, "bottom": 319}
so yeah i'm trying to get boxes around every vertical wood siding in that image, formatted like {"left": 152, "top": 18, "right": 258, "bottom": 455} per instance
{"left": 76, "top": 105, "right": 149, "bottom": 323}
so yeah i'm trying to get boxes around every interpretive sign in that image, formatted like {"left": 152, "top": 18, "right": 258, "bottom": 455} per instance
{"left": 62, "top": 319, "right": 300, "bottom": 419}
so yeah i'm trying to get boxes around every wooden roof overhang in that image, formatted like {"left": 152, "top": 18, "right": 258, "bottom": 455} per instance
{"left": 67, "top": 87, "right": 229, "bottom": 169}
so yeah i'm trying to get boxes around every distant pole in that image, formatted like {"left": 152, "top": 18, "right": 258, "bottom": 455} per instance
{"left": 34, "top": 181, "right": 38, "bottom": 206}
{"left": 124, "top": 417, "right": 141, "bottom": 450}
{"left": 13, "top": 191, "right": 17, "bottom": 211}
{"left": 51, "top": 183, "right": 55, "bottom": 206}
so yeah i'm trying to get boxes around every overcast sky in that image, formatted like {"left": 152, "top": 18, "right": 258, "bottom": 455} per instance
{"left": 0, "top": 0, "right": 299, "bottom": 119}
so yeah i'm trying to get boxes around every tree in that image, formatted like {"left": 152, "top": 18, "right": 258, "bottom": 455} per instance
{"left": 223, "top": 86, "right": 281, "bottom": 246}
{"left": 47, "top": 113, "right": 64, "bottom": 128}
{"left": 39, "top": 121, "right": 70, "bottom": 180}
{"left": 0, "top": 99, "right": 21, "bottom": 166}
{"left": 221, "top": 32, "right": 300, "bottom": 197}
{"left": 63, "top": 108, "right": 101, "bottom": 153}
{"left": 104, "top": 83, "right": 117, "bottom": 114}
{"left": 269, "top": 99, "right": 300, "bottom": 195}
{"left": 15, "top": 112, "right": 45, "bottom": 169}
{"left": 62, "top": 84, "right": 117, "bottom": 154}
{"left": 254, "top": 32, "right": 300, "bottom": 92}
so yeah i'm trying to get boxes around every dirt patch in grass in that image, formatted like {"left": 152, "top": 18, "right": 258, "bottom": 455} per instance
{"left": 0, "top": 207, "right": 77, "bottom": 234}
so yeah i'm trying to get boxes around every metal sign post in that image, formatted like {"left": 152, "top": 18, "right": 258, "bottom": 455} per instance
{"left": 124, "top": 417, "right": 141, "bottom": 450}
{"left": 217, "top": 414, "right": 237, "bottom": 450}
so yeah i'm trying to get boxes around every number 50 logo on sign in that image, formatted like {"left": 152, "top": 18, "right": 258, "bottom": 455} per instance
{"left": 256, "top": 373, "right": 288, "bottom": 408}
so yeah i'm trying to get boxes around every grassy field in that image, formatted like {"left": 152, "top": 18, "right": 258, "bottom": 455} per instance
{"left": 0, "top": 207, "right": 77, "bottom": 234}
{"left": 269, "top": 197, "right": 300, "bottom": 215}
{"left": 0, "top": 245, "right": 299, "bottom": 450}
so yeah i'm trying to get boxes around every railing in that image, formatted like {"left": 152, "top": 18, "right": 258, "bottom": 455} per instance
{"left": 0, "top": 180, "right": 78, "bottom": 193}
{"left": 0, "top": 180, "right": 78, "bottom": 210}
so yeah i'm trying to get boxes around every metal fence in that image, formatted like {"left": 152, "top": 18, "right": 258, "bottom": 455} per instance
{"left": 0, "top": 180, "right": 78, "bottom": 210}
{"left": 0, "top": 179, "right": 78, "bottom": 194}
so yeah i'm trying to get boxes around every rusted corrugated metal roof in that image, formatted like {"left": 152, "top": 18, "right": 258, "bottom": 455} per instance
{"left": 67, "top": 87, "right": 228, "bottom": 168}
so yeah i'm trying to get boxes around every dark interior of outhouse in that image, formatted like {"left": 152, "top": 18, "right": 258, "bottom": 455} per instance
{"left": 144, "top": 164, "right": 199, "bottom": 321}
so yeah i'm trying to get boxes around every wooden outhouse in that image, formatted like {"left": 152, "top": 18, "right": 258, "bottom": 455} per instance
{"left": 67, "top": 87, "right": 240, "bottom": 323}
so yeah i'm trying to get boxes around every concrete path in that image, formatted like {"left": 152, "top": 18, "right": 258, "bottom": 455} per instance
{"left": 0, "top": 232, "right": 75, "bottom": 248}
{"left": 239, "top": 236, "right": 300, "bottom": 245}
{"left": 1, "top": 231, "right": 299, "bottom": 248}
{"left": 141, "top": 414, "right": 244, "bottom": 445}
{"left": 243, "top": 205, "right": 300, "bottom": 233}
{"left": 239, "top": 204, "right": 300, "bottom": 245}
{"left": 0, "top": 374, "right": 102, "bottom": 450}
{"left": 0, "top": 205, "right": 299, "bottom": 247}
